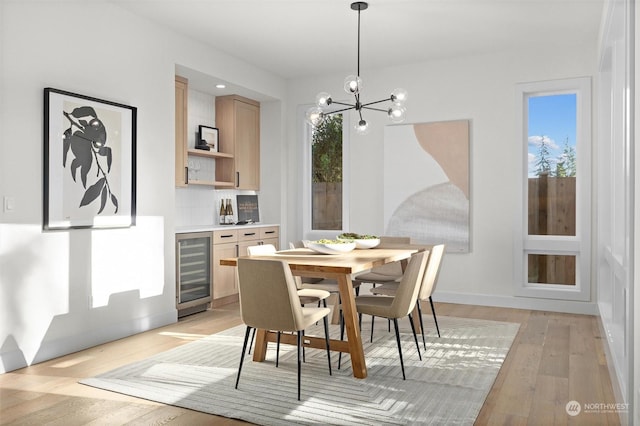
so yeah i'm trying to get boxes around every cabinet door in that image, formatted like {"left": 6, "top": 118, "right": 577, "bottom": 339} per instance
{"left": 213, "top": 242, "right": 238, "bottom": 299}
{"left": 234, "top": 100, "right": 260, "bottom": 190}
{"left": 175, "top": 76, "right": 188, "bottom": 187}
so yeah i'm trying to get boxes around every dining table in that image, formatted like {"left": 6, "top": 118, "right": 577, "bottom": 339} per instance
{"left": 220, "top": 246, "right": 418, "bottom": 379}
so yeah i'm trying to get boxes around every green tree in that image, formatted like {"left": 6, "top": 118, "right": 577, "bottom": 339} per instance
{"left": 312, "top": 114, "right": 342, "bottom": 183}
{"left": 561, "top": 136, "right": 577, "bottom": 177}
{"left": 535, "top": 135, "right": 552, "bottom": 176}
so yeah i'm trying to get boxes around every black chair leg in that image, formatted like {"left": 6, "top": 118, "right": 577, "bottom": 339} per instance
{"left": 408, "top": 314, "right": 422, "bottom": 361}
{"left": 302, "top": 330, "right": 306, "bottom": 363}
{"left": 248, "top": 327, "right": 256, "bottom": 354}
{"left": 430, "top": 296, "right": 441, "bottom": 338}
{"left": 392, "top": 319, "right": 406, "bottom": 380}
{"left": 338, "top": 310, "right": 345, "bottom": 369}
{"left": 322, "top": 316, "right": 332, "bottom": 375}
{"left": 417, "top": 300, "right": 427, "bottom": 350}
{"left": 370, "top": 315, "right": 375, "bottom": 343}
{"left": 235, "top": 326, "right": 252, "bottom": 389}
{"left": 276, "top": 331, "right": 281, "bottom": 367}
{"left": 297, "top": 331, "right": 302, "bottom": 401}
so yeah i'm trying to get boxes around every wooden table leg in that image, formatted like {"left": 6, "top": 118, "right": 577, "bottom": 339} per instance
{"left": 337, "top": 274, "right": 367, "bottom": 379}
{"left": 252, "top": 328, "right": 268, "bottom": 362}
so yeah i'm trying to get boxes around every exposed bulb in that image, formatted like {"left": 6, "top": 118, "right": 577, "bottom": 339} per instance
{"left": 355, "top": 119, "right": 370, "bottom": 135}
{"left": 390, "top": 88, "right": 408, "bottom": 105}
{"left": 344, "top": 75, "right": 362, "bottom": 94}
{"left": 305, "top": 107, "right": 324, "bottom": 126}
{"left": 388, "top": 105, "right": 406, "bottom": 123}
{"left": 316, "top": 92, "right": 332, "bottom": 108}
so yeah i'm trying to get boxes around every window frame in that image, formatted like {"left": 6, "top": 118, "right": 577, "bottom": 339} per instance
{"left": 300, "top": 106, "right": 350, "bottom": 239}
{"left": 514, "top": 77, "right": 592, "bottom": 301}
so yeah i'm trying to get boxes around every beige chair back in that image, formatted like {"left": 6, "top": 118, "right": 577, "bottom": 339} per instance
{"left": 246, "top": 244, "right": 277, "bottom": 256}
{"left": 418, "top": 244, "right": 445, "bottom": 301}
{"left": 388, "top": 251, "right": 428, "bottom": 318}
{"left": 378, "top": 236, "right": 411, "bottom": 249}
{"left": 237, "top": 258, "right": 304, "bottom": 332}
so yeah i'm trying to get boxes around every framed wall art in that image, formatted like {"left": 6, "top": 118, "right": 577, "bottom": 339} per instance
{"left": 198, "top": 125, "right": 218, "bottom": 151}
{"left": 43, "top": 88, "right": 137, "bottom": 230}
{"left": 384, "top": 120, "right": 471, "bottom": 252}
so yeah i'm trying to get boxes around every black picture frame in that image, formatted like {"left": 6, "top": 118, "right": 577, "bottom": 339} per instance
{"left": 43, "top": 88, "right": 137, "bottom": 230}
{"left": 198, "top": 125, "right": 219, "bottom": 152}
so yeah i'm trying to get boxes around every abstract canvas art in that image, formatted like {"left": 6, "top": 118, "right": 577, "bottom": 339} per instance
{"left": 384, "top": 120, "right": 470, "bottom": 252}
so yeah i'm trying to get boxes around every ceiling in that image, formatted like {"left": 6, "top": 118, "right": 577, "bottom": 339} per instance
{"left": 113, "top": 0, "right": 605, "bottom": 91}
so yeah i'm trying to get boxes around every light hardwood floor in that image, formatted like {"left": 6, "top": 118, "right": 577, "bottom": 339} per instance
{"left": 0, "top": 302, "right": 621, "bottom": 425}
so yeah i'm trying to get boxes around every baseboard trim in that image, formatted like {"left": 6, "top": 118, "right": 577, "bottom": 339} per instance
{"left": 434, "top": 291, "right": 598, "bottom": 315}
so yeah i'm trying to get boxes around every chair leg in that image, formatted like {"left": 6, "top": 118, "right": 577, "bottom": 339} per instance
{"left": 322, "top": 315, "right": 332, "bottom": 376}
{"left": 370, "top": 315, "right": 375, "bottom": 343}
{"left": 297, "top": 331, "right": 302, "bottom": 401}
{"left": 408, "top": 314, "right": 422, "bottom": 361}
{"left": 276, "top": 331, "right": 281, "bottom": 367}
{"left": 302, "top": 330, "right": 306, "bottom": 363}
{"left": 338, "top": 310, "right": 344, "bottom": 369}
{"left": 248, "top": 327, "right": 256, "bottom": 354}
{"left": 235, "top": 326, "right": 252, "bottom": 389}
{"left": 417, "top": 300, "right": 427, "bottom": 350}
{"left": 430, "top": 296, "right": 441, "bottom": 338}
{"left": 392, "top": 319, "right": 406, "bottom": 380}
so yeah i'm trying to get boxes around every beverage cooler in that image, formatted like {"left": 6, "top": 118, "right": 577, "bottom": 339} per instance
{"left": 176, "top": 232, "right": 212, "bottom": 317}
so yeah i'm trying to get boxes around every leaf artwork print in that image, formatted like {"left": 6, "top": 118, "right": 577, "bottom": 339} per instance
{"left": 62, "top": 106, "right": 118, "bottom": 214}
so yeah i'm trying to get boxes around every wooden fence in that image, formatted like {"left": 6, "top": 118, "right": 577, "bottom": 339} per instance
{"left": 527, "top": 174, "right": 576, "bottom": 285}
{"left": 312, "top": 182, "right": 342, "bottom": 230}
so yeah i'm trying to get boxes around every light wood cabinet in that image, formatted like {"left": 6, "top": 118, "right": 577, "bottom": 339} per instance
{"left": 211, "top": 225, "right": 279, "bottom": 306}
{"left": 175, "top": 76, "right": 188, "bottom": 187}
{"left": 215, "top": 95, "right": 260, "bottom": 190}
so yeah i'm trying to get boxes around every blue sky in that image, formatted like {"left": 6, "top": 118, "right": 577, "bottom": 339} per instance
{"left": 527, "top": 93, "right": 576, "bottom": 177}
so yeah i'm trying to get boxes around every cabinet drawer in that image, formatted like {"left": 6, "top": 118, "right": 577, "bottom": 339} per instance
{"left": 213, "top": 229, "right": 238, "bottom": 244}
{"left": 260, "top": 226, "right": 279, "bottom": 239}
{"left": 237, "top": 228, "right": 260, "bottom": 242}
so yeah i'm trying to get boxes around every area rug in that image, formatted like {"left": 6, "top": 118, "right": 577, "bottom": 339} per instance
{"left": 80, "top": 315, "right": 519, "bottom": 425}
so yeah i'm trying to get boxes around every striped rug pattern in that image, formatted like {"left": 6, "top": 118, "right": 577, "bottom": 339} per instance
{"left": 80, "top": 315, "right": 519, "bottom": 425}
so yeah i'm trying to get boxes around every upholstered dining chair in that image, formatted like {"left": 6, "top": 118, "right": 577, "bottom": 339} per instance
{"left": 371, "top": 244, "right": 446, "bottom": 349}
{"left": 353, "top": 250, "right": 429, "bottom": 380}
{"left": 351, "top": 236, "right": 411, "bottom": 287}
{"left": 235, "top": 258, "right": 332, "bottom": 400}
{"left": 246, "top": 244, "right": 330, "bottom": 363}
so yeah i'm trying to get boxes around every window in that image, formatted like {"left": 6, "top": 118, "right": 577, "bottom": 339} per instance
{"left": 515, "top": 78, "right": 591, "bottom": 301}
{"left": 301, "top": 109, "right": 349, "bottom": 238}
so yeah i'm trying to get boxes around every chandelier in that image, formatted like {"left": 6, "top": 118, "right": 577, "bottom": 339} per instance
{"left": 306, "top": 1, "right": 407, "bottom": 135}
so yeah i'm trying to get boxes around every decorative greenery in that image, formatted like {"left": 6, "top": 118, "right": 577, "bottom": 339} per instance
{"left": 63, "top": 106, "right": 118, "bottom": 214}
{"left": 312, "top": 114, "right": 342, "bottom": 183}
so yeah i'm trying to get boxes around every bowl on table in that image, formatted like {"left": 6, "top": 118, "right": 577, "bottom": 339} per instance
{"left": 305, "top": 239, "right": 356, "bottom": 255}
{"left": 337, "top": 233, "right": 380, "bottom": 249}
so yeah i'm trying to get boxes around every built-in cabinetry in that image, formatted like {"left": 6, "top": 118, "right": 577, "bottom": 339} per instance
{"left": 175, "top": 76, "right": 188, "bottom": 187}
{"left": 174, "top": 77, "right": 240, "bottom": 188}
{"left": 211, "top": 225, "right": 279, "bottom": 307}
{"left": 215, "top": 95, "right": 261, "bottom": 190}
{"left": 175, "top": 232, "right": 212, "bottom": 317}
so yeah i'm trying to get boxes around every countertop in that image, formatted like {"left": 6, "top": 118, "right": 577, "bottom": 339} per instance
{"left": 175, "top": 223, "right": 279, "bottom": 234}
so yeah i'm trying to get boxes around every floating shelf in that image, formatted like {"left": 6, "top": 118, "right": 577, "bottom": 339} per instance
{"left": 187, "top": 149, "right": 233, "bottom": 159}
{"left": 187, "top": 180, "right": 235, "bottom": 187}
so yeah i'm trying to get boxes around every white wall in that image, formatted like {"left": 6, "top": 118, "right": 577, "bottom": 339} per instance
{"left": 0, "top": 0, "right": 285, "bottom": 373}
{"left": 286, "top": 44, "right": 598, "bottom": 314}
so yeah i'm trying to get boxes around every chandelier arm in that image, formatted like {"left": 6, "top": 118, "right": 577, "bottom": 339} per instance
{"left": 324, "top": 106, "right": 357, "bottom": 115}
{"left": 359, "top": 98, "right": 393, "bottom": 108}
{"left": 330, "top": 101, "right": 356, "bottom": 107}
{"left": 361, "top": 106, "right": 389, "bottom": 113}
